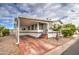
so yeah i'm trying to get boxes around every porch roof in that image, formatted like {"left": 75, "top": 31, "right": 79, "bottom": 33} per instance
{"left": 19, "top": 16, "right": 53, "bottom": 22}
{"left": 15, "top": 16, "right": 63, "bottom": 26}
{"left": 17, "top": 16, "right": 53, "bottom": 26}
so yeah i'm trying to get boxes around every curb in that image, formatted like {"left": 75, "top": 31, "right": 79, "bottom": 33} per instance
{"left": 44, "top": 35, "right": 79, "bottom": 55}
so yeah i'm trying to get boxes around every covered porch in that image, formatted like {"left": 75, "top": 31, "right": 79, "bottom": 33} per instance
{"left": 15, "top": 16, "right": 51, "bottom": 44}
{"left": 19, "top": 17, "right": 49, "bottom": 37}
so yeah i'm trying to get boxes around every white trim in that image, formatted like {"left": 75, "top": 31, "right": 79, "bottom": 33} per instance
{"left": 16, "top": 17, "right": 20, "bottom": 44}
{"left": 37, "top": 23, "right": 39, "bottom": 32}
{"left": 47, "top": 23, "right": 49, "bottom": 33}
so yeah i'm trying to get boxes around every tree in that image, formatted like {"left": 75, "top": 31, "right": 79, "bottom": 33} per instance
{"left": 2, "top": 29, "right": 10, "bottom": 36}
{"left": 51, "top": 23, "right": 62, "bottom": 40}
{"left": 63, "top": 23, "right": 76, "bottom": 32}
{"left": 0, "top": 25, "right": 10, "bottom": 37}
{"left": 0, "top": 25, "right": 5, "bottom": 37}
{"left": 61, "top": 23, "right": 76, "bottom": 37}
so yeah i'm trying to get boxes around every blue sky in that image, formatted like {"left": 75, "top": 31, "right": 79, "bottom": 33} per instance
{"left": 0, "top": 3, "right": 79, "bottom": 29}
{"left": 0, "top": 16, "right": 14, "bottom": 29}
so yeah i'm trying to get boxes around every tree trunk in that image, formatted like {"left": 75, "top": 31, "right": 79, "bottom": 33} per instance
{"left": 55, "top": 32, "right": 59, "bottom": 41}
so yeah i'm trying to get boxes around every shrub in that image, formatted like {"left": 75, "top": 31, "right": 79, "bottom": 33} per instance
{"left": 0, "top": 25, "right": 5, "bottom": 37}
{"left": 2, "top": 29, "right": 10, "bottom": 36}
{"left": 61, "top": 28, "right": 73, "bottom": 37}
{"left": 61, "top": 23, "right": 76, "bottom": 37}
{"left": 63, "top": 23, "right": 76, "bottom": 32}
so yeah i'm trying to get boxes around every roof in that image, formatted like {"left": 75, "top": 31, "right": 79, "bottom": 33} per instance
{"left": 16, "top": 16, "right": 63, "bottom": 25}
{"left": 18, "top": 16, "right": 54, "bottom": 22}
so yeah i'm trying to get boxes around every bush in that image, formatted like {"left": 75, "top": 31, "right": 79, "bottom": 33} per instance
{"left": 0, "top": 25, "right": 5, "bottom": 37}
{"left": 63, "top": 23, "right": 76, "bottom": 32}
{"left": 2, "top": 29, "right": 10, "bottom": 36}
{"left": 61, "top": 23, "right": 76, "bottom": 37}
{"left": 61, "top": 28, "right": 73, "bottom": 37}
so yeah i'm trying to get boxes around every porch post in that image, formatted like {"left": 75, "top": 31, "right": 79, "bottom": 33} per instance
{"left": 47, "top": 23, "right": 49, "bottom": 33}
{"left": 16, "top": 17, "right": 20, "bottom": 44}
{"left": 37, "top": 22, "right": 39, "bottom": 32}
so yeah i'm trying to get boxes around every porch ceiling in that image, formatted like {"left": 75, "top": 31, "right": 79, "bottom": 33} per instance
{"left": 20, "top": 18, "right": 37, "bottom": 26}
{"left": 19, "top": 17, "right": 48, "bottom": 26}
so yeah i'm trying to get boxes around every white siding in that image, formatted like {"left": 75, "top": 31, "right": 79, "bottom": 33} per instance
{"left": 20, "top": 30, "right": 58, "bottom": 38}
{"left": 20, "top": 32, "right": 42, "bottom": 38}
{"left": 48, "top": 32, "right": 57, "bottom": 38}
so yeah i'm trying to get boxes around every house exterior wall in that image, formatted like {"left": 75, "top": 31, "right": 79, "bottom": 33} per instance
{"left": 19, "top": 31, "right": 57, "bottom": 38}
{"left": 15, "top": 17, "right": 63, "bottom": 39}
{"left": 19, "top": 22, "right": 57, "bottom": 38}
{"left": 20, "top": 32, "right": 42, "bottom": 38}
{"left": 48, "top": 32, "right": 57, "bottom": 38}
{"left": 20, "top": 29, "right": 58, "bottom": 38}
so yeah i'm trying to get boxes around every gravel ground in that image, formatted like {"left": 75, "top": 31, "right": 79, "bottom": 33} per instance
{"left": 20, "top": 36, "right": 74, "bottom": 55}
{"left": 48, "top": 37, "right": 74, "bottom": 45}
{"left": 0, "top": 36, "right": 20, "bottom": 55}
{"left": 0, "top": 35, "right": 74, "bottom": 55}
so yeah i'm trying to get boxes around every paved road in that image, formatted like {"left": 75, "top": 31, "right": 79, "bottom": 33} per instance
{"left": 61, "top": 39, "right": 79, "bottom": 55}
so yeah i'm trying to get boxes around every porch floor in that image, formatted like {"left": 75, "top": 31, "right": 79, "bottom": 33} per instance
{"left": 19, "top": 35, "right": 71, "bottom": 55}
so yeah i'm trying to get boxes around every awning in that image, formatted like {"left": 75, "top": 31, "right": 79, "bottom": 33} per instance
{"left": 19, "top": 17, "right": 51, "bottom": 26}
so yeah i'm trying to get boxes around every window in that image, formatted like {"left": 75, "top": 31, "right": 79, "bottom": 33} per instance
{"left": 27, "top": 24, "right": 37, "bottom": 30}
{"left": 35, "top": 24, "right": 37, "bottom": 30}
{"left": 22, "top": 28, "right": 26, "bottom": 30}
{"left": 32, "top": 25, "right": 34, "bottom": 30}
{"left": 28, "top": 26, "right": 30, "bottom": 30}
{"left": 39, "top": 23, "right": 44, "bottom": 30}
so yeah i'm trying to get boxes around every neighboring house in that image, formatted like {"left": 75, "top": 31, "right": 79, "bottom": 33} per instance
{"left": 14, "top": 16, "right": 63, "bottom": 44}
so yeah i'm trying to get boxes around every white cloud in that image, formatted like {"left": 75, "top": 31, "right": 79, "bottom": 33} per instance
{"left": 0, "top": 3, "right": 79, "bottom": 27}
